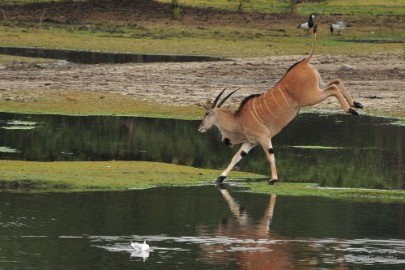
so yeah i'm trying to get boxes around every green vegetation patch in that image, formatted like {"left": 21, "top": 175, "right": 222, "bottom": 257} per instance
{"left": 157, "top": 0, "right": 405, "bottom": 16}
{"left": 241, "top": 181, "right": 405, "bottom": 203}
{"left": 1, "top": 160, "right": 404, "bottom": 203}
{"left": 0, "top": 160, "right": 264, "bottom": 190}
{"left": 292, "top": 145, "right": 341, "bottom": 150}
{"left": 0, "top": 160, "right": 260, "bottom": 190}
{"left": 0, "top": 89, "right": 202, "bottom": 119}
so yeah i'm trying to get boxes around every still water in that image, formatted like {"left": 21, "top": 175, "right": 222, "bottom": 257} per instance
{"left": 0, "top": 46, "right": 225, "bottom": 64}
{"left": 0, "top": 186, "right": 404, "bottom": 269}
{"left": 0, "top": 112, "right": 404, "bottom": 189}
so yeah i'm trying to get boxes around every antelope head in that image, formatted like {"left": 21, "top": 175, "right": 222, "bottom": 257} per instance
{"left": 198, "top": 88, "right": 238, "bottom": 133}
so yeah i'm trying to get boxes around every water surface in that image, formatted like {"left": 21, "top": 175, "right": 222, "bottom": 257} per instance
{"left": 0, "top": 187, "right": 404, "bottom": 269}
{"left": 0, "top": 46, "right": 225, "bottom": 64}
{"left": 0, "top": 112, "right": 403, "bottom": 189}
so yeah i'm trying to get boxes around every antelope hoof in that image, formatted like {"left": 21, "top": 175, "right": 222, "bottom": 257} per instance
{"left": 353, "top": 101, "right": 364, "bottom": 109}
{"left": 215, "top": 175, "right": 226, "bottom": 186}
{"left": 348, "top": 108, "right": 359, "bottom": 115}
{"left": 268, "top": 179, "right": 278, "bottom": 185}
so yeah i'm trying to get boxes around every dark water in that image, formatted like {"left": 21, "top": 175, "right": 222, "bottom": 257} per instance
{"left": 0, "top": 187, "right": 404, "bottom": 269}
{"left": 0, "top": 112, "right": 404, "bottom": 189}
{"left": 0, "top": 46, "right": 225, "bottom": 64}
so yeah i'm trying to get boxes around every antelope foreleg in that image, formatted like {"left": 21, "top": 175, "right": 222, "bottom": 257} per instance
{"left": 216, "top": 142, "right": 255, "bottom": 186}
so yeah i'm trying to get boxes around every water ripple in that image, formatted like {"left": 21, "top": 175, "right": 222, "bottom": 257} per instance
{"left": 88, "top": 235, "right": 405, "bottom": 265}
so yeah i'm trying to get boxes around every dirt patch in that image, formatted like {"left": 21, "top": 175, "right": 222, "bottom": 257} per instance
{"left": 0, "top": 53, "right": 404, "bottom": 117}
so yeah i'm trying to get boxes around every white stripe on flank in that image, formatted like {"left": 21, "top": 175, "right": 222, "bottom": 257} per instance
{"left": 257, "top": 97, "right": 269, "bottom": 118}
{"left": 261, "top": 95, "right": 277, "bottom": 119}
{"left": 252, "top": 97, "right": 274, "bottom": 136}
{"left": 270, "top": 90, "right": 283, "bottom": 111}
{"left": 258, "top": 96, "right": 275, "bottom": 124}
{"left": 277, "top": 86, "right": 290, "bottom": 107}
{"left": 251, "top": 98, "right": 265, "bottom": 124}
{"left": 248, "top": 100, "right": 266, "bottom": 129}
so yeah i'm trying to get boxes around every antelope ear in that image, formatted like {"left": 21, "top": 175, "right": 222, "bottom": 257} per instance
{"left": 203, "top": 103, "right": 212, "bottom": 110}
{"left": 197, "top": 102, "right": 211, "bottom": 110}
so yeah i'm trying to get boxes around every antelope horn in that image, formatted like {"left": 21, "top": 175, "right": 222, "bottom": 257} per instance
{"left": 217, "top": 89, "right": 239, "bottom": 108}
{"left": 212, "top": 87, "right": 227, "bottom": 108}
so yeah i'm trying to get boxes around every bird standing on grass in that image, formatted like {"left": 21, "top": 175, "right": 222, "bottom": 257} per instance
{"left": 297, "top": 14, "right": 315, "bottom": 35}
{"left": 330, "top": 21, "right": 351, "bottom": 35}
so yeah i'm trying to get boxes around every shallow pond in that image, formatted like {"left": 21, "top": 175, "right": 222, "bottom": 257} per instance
{"left": 0, "top": 186, "right": 404, "bottom": 269}
{"left": 0, "top": 46, "right": 225, "bottom": 64}
{"left": 0, "top": 112, "right": 403, "bottom": 189}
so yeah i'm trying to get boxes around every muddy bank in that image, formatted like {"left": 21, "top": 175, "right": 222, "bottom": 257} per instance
{"left": 0, "top": 53, "right": 404, "bottom": 117}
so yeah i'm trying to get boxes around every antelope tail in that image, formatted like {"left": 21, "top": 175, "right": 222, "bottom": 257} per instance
{"left": 307, "top": 24, "right": 318, "bottom": 62}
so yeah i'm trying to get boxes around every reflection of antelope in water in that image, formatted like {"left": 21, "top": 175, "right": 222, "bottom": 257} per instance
{"left": 198, "top": 187, "right": 348, "bottom": 269}
{"left": 198, "top": 188, "right": 293, "bottom": 269}
{"left": 198, "top": 26, "right": 363, "bottom": 186}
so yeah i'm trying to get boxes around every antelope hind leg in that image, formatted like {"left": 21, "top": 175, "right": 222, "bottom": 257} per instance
{"left": 306, "top": 84, "right": 359, "bottom": 115}
{"left": 328, "top": 79, "right": 364, "bottom": 109}
{"left": 315, "top": 70, "right": 363, "bottom": 110}
{"left": 260, "top": 138, "right": 278, "bottom": 185}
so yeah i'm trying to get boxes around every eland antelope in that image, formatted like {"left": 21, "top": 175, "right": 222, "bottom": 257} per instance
{"left": 198, "top": 25, "right": 363, "bottom": 186}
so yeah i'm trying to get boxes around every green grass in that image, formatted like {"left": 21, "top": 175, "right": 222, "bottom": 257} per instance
{"left": 1, "top": 160, "right": 404, "bottom": 202}
{"left": 6, "top": 0, "right": 405, "bottom": 16}
{"left": 0, "top": 89, "right": 203, "bottom": 119}
{"left": 0, "top": 22, "right": 403, "bottom": 59}
{"left": 296, "top": 0, "right": 405, "bottom": 16}
{"left": 243, "top": 181, "right": 405, "bottom": 203}
{"left": 157, "top": 0, "right": 405, "bottom": 16}
{"left": 0, "top": 160, "right": 262, "bottom": 190}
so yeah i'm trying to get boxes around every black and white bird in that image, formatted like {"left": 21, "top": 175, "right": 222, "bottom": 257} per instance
{"left": 297, "top": 14, "right": 315, "bottom": 35}
{"left": 330, "top": 21, "right": 351, "bottom": 35}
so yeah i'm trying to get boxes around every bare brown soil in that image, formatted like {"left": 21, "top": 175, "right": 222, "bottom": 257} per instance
{"left": 0, "top": 54, "right": 404, "bottom": 117}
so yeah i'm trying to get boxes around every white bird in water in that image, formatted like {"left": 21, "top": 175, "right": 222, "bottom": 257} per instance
{"left": 330, "top": 21, "right": 351, "bottom": 35}
{"left": 131, "top": 240, "right": 150, "bottom": 251}
{"left": 297, "top": 14, "right": 315, "bottom": 35}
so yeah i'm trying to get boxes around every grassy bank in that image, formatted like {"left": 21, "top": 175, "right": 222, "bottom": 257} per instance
{"left": 0, "top": 89, "right": 203, "bottom": 119}
{"left": 157, "top": 0, "right": 405, "bottom": 16}
{"left": 0, "top": 20, "right": 403, "bottom": 58}
{"left": 1, "top": 160, "right": 404, "bottom": 202}
{"left": 0, "top": 160, "right": 264, "bottom": 190}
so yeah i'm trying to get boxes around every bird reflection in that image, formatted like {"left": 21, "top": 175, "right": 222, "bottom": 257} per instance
{"left": 130, "top": 250, "right": 150, "bottom": 262}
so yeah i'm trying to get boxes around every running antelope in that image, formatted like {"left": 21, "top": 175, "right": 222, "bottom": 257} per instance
{"left": 198, "top": 26, "right": 363, "bottom": 186}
